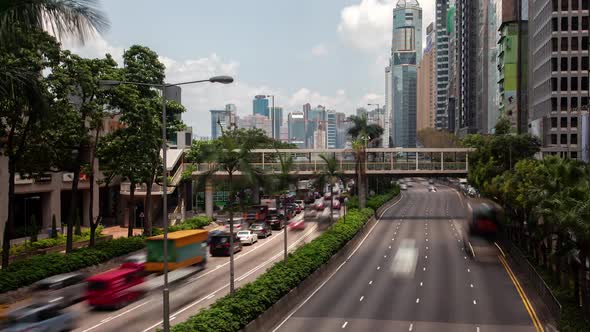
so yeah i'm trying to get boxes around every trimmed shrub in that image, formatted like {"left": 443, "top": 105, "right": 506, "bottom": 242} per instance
{"left": 0, "top": 236, "right": 145, "bottom": 293}
{"left": 170, "top": 207, "right": 378, "bottom": 332}
{"left": 153, "top": 216, "right": 212, "bottom": 236}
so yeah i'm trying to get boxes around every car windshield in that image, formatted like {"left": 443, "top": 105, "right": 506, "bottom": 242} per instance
{"left": 250, "top": 225, "right": 263, "bottom": 230}
{"left": 237, "top": 231, "right": 249, "bottom": 236}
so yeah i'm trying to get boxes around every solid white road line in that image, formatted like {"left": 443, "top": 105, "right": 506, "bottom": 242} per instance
{"left": 82, "top": 301, "right": 153, "bottom": 332}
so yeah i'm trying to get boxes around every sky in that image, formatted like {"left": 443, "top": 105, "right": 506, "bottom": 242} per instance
{"left": 63, "top": 0, "right": 435, "bottom": 137}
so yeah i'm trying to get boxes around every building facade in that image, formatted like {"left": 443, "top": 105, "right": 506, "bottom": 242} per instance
{"left": 270, "top": 106, "right": 283, "bottom": 140}
{"left": 435, "top": 0, "right": 451, "bottom": 129}
{"left": 237, "top": 114, "right": 272, "bottom": 137}
{"left": 417, "top": 22, "right": 437, "bottom": 132}
{"left": 253, "top": 95, "right": 269, "bottom": 117}
{"left": 384, "top": 66, "right": 393, "bottom": 147}
{"left": 210, "top": 109, "right": 235, "bottom": 139}
{"left": 288, "top": 111, "right": 306, "bottom": 148}
{"left": 528, "top": 0, "right": 589, "bottom": 161}
{"left": 327, "top": 110, "right": 338, "bottom": 148}
{"left": 456, "top": 0, "right": 479, "bottom": 136}
{"left": 389, "top": 0, "right": 422, "bottom": 147}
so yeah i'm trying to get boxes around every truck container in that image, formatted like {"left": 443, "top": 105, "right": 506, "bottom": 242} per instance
{"left": 144, "top": 230, "right": 208, "bottom": 272}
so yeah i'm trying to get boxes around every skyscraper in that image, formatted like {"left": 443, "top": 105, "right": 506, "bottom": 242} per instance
{"left": 210, "top": 109, "right": 235, "bottom": 139}
{"left": 253, "top": 95, "right": 269, "bottom": 117}
{"left": 417, "top": 23, "right": 436, "bottom": 132}
{"left": 327, "top": 110, "right": 337, "bottom": 149}
{"left": 384, "top": 66, "right": 393, "bottom": 147}
{"left": 528, "top": 0, "right": 589, "bottom": 161}
{"left": 435, "top": 0, "right": 450, "bottom": 129}
{"left": 456, "top": 0, "right": 478, "bottom": 136}
{"left": 237, "top": 114, "right": 272, "bottom": 137}
{"left": 307, "top": 106, "right": 327, "bottom": 148}
{"left": 270, "top": 106, "right": 283, "bottom": 140}
{"left": 336, "top": 112, "right": 349, "bottom": 148}
{"left": 389, "top": 0, "right": 422, "bottom": 147}
{"left": 288, "top": 111, "right": 306, "bottom": 148}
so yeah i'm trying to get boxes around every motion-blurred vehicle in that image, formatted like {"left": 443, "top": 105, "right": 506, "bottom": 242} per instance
{"left": 224, "top": 219, "right": 245, "bottom": 233}
{"left": 290, "top": 204, "right": 302, "bottom": 214}
{"left": 428, "top": 179, "right": 434, "bottom": 185}
{"left": 207, "top": 229, "right": 224, "bottom": 245}
{"left": 249, "top": 223, "right": 272, "bottom": 238}
{"left": 466, "top": 199, "right": 503, "bottom": 237}
{"left": 266, "top": 212, "right": 285, "bottom": 230}
{"left": 428, "top": 185, "right": 437, "bottom": 192}
{"left": 288, "top": 219, "right": 305, "bottom": 230}
{"left": 304, "top": 196, "right": 315, "bottom": 205}
{"left": 209, "top": 232, "right": 243, "bottom": 256}
{"left": 295, "top": 200, "right": 305, "bottom": 210}
{"left": 332, "top": 200, "right": 341, "bottom": 209}
{"left": 400, "top": 184, "right": 408, "bottom": 190}
{"left": 406, "top": 182, "right": 413, "bottom": 187}
{"left": 121, "top": 253, "right": 146, "bottom": 271}
{"left": 145, "top": 230, "right": 208, "bottom": 272}
{"left": 0, "top": 303, "right": 78, "bottom": 332}
{"left": 237, "top": 230, "right": 258, "bottom": 245}
{"left": 33, "top": 272, "right": 87, "bottom": 308}
{"left": 86, "top": 268, "right": 145, "bottom": 309}
{"left": 243, "top": 205, "right": 269, "bottom": 222}
{"left": 315, "top": 201, "right": 325, "bottom": 211}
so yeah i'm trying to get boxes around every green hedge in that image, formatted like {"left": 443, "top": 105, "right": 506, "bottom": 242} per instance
{"left": 346, "top": 187, "right": 400, "bottom": 211}
{"left": 1, "top": 226, "right": 104, "bottom": 256}
{"left": 170, "top": 207, "right": 378, "bottom": 331}
{"left": 152, "top": 216, "right": 211, "bottom": 236}
{"left": 0, "top": 236, "right": 145, "bottom": 293}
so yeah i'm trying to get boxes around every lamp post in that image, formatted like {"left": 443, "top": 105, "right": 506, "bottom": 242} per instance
{"left": 266, "top": 95, "right": 275, "bottom": 139}
{"left": 99, "top": 75, "right": 233, "bottom": 332}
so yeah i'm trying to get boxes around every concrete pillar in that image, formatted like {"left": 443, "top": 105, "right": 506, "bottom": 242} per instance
{"left": 0, "top": 156, "right": 8, "bottom": 247}
{"left": 42, "top": 189, "right": 61, "bottom": 230}
{"left": 205, "top": 178, "right": 214, "bottom": 218}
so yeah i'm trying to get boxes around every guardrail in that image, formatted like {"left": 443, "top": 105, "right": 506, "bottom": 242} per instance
{"left": 500, "top": 239, "right": 562, "bottom": 322}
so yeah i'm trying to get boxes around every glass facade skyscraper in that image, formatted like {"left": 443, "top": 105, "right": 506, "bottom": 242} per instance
{"left": 253, "top": 95, "right": 269, "bottom": 117}
{"left": 389, "top": 0, "right": 422, "bottom": 147}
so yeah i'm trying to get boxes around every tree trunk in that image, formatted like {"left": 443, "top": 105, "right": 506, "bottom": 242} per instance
{"left": 359, "top": 151, "right": 367, "bottom": 209}
{"left": 66, "top": 166, "right": 81, "bottom": 253}
{"left": 144, "top": 179, "right": 153, "bottom": 236}
{"left": 88, "top": 129, "right": 99, "bottom": 247}
{"left": 128, "top": 182, "right": 136, "bottom": 237}
{"left": 228, "top": 172, "right": 235, "bottom": 295}
{"left": 1, "top": 159, "right": 17, "bottom": 269}
{"left": 329, "top": 184, "right": 334, "bottom": 223}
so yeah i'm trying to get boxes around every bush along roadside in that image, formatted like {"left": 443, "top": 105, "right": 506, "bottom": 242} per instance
{"left": 346, "top": 187, "right": 400, "bottom": 211}
{"left": 0, "top": 236, "right": 144, "bottom": 293}
{"left": 152, "top": 216, "right": 212, "bottom": 236}
{"left": 170, "top": 206, "right": 379, "bottom": 332}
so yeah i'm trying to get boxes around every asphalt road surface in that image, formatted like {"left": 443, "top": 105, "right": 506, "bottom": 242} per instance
{"left": 274, "top": 180, "right": 539, "bottom": 332}
{"left": 71, "top": 206, "right": 332, "bottom": 332}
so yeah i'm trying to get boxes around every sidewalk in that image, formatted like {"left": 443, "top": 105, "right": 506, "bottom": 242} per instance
{"left": 102, "top": 226, "right": 143, "bottom": 239}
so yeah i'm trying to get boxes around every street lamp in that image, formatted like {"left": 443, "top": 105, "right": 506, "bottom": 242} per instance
{"left": 99, "top": 75, "right": 233, "bottom": 332}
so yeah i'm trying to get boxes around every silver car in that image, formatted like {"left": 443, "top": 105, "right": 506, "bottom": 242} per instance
{"left": 1, "top": 302, "right": 77, "bottom": 332}
{"left": 33, "top": 272, "right": 87, "bottom": 307}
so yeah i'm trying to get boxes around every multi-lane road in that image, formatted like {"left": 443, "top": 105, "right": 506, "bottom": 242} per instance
{"left": 273, "top": 181, "right": 541, "bottom": 332}
{"left": 71, "top": 207, "right": 332, "bottom": 332}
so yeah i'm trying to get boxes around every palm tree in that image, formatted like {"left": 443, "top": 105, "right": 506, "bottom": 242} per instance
{"left": 200, "top": 123, "right": 260, "bottom": 295}
{"left": 0, "top": 0, "right": 110, "bottom": 44}
{"left": 347, "top": 115, "right": 383, "bottom": 209}
{"left": 317, "top": 154, "right": 341, "bottom": 223}
{"left": 274, "top": 151, "right": 296, "bottom": 263}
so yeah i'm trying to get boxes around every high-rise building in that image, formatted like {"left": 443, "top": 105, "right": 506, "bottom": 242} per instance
{"left": 314, "top": 123, "right": 327, "bottom": 149}
{"left": 356, "top": 107, "right": 368, "bottom": 117}
{"left": 417, "top": 23, "right": 437, "bottom": 132}
{"left": 435, "top": 0, "right": 450, "bottom": 129}
{"left": 336, "top": 112, "right": 349, "bottom": 148}
{"left": 307, "top": 106, "right": 327, "bottom": 148}
{"left": 447, "top": 1, "right": 459, "bottom": 132}
{"left": 528, "top": 0, "right": 589, "bottom": 161}
{"left": 253, "top": 95, "right": 269, "bottom": 117}
{"left": 280, "top": 125, "right": 289, "bottom": 143}
{"left": 210, "top": 109, "right": 235, "bottom": 139}
{"left": 270, "top": 107, "right": 283, "bottom": 140}
{"left": 456, "top": 0, "right": 478, "bottom": 136}
{"left": 384, "top": 66, "right": 393, "bottom": 147}
{"left": 237, "top": 114, "right": 272, "bottom": 137}
{"left": 389, "top": 0, "right": 422, "bottom": 147}
{"left": 327, "top": 110, "right": 337, "bottom": 149}
{"left": 288, "top": 111, "right": 306, "bottom": 148}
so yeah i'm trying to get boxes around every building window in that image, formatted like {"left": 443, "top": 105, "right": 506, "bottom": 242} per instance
{"left": 572, "top": 97, "right": 578, "bottom": 109}
{"left": 583, "top": 37, "right": 589, "bottom": 50}
{"left": 552, "top": 58, "right": 558, "bottom": 71}
{"left": 561, "top": 134, "right": 568, "bottom": 144}
{"left": 552, "top": 78, "right": 558, "bottom": 91}
{"left": 552, "top": 38, "right": 558, "bottom": 51}
{"left": 571, "top": 116, "right": 578, "bottom": 127}
{"left": 583, "top": 16, "right": 589, "bottom": 30}
{"left": 571, "top": 57, "right": 578, "bottom": 70}
{"left": 561, "top": 57, "right": 568, "bottom": 71}
{"left": 551, "top": 134, "right": 558, "bottom": 144}
{"left": 572, "top": 37, "right": 579, "bottom": 50}
{"left": 571, "top": 151, "right": 578, "bottom": 159}
{"left": 561, "top": 97, "right": 568, "bottom": 110}
{"left": 572, "top": 17, "right": 579, "bottom": 30}
{"left": 553, "top": 0, "right": 559, "bottom": 11}
{"left": 583, "top": 97, "right": 589, "bottom": 107}
{"left": 562, "top": 0, "right": 569, "bottom": 10}
{"left": 572, "top": 0, "right": 579, "bottom": 10}
{"left": 562, "top": 37, "right": 569, "bottom": 51}
{"left": 552, "top": 97, "right": 558, "bottom": 111}
{"left": 583, "top": 56, "right": 589, "bottom": 70}
{"left": 582, "top": 76, "right": 589, "bottom": 90}
{"left": 561, "top": 117, "right": 568, "bottom": 128}
{"left": 562, "top": 17, "right": 569, "bottom": 31}
{"left": 583, "top": 0, "right": 589, "bottom": 9}
{"left": 571, "top": 77, "right": 578, "bottom": 90}
{"left": 561, "top": 77, "right": 568, "bottom": 91}
{"left": 553, "top": 17, "right": 559, "bottom": 30}
{"left": 551, "top": 117, "right": 558, "bottom": 128}
{"left": 571, "top": 133, "right": 578, "bottom": 144}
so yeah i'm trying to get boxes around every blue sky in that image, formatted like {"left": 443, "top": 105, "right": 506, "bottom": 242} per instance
{"left": 65, "top": 0, "right": 435, "bottom": 136}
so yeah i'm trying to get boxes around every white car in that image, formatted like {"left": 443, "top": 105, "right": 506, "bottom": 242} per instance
{"left": 225, "top": 219, "right": 244, "bottom": 233}
{"left": 237, "top": 230, "right": 258, "bottom": 245}
{"left": 428, "top": 185, "right": 437, "bottom": 192}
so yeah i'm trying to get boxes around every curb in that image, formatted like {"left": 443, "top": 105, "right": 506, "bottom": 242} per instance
{"left": 241, "top": 196, "right": 401, "bottom": 332}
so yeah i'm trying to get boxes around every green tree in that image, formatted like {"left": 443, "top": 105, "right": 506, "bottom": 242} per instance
{"left": 316, "top": 154, "right": 341, "bottom": 223}
{"left": 200, "top": 124, "right": 260, "bottom": 295}
{"left": 0, "top": 28, "right": 61, "bottom": 269}
{"left": 273, "top": 152, "right": 296, "bottom": 263}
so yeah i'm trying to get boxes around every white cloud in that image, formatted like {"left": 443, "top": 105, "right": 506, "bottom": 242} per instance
{"left": 61, "top": 35, "right": 381, "bottom": 137}
{"left": 310, "top": 44, "right": 328, "bottom": 56}
{"left": 337, "top": 0, "right": 435, "bottom": 53}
